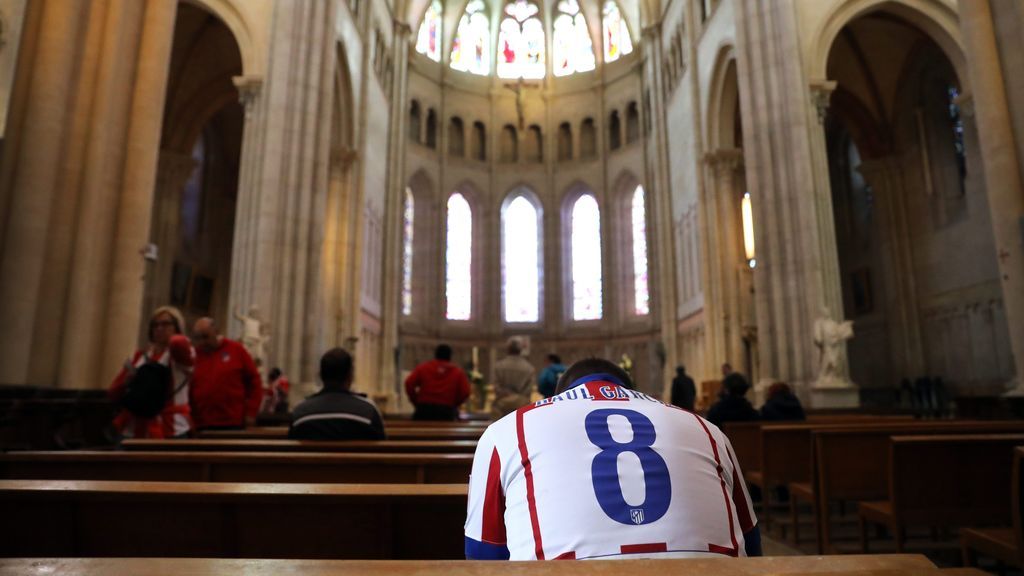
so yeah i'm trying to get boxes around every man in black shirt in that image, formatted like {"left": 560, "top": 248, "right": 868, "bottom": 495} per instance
{"left": 670, "top": 365, "right": 696, "bottom": 411}
{"left": 289, "top": 348, "right": 386, "bottom": 440}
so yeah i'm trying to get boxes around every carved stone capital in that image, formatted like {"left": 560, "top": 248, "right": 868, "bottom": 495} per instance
{"left": 393, "top": 18, "right": 413, "bottom": 36}
{"left": 809, "top": 79, "right": 838, "bottom": 124}
{"left": 233, "top": 75, "right": 264, "bottom": 117}
{"left": 703, "top": 148, "right": 744, "bottom": 176}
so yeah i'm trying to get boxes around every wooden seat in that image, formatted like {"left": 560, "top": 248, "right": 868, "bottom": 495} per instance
{"left": 789, "top": 481, "right": 815, "bottom": 545}
{"left": 121, "top": 438, "right": 478, "bottom": 453}
{"left": 198, "top": 426, "right": 484, "bottom": 441}
{"left": 961, "top": 445, "right": 1023, "bottom": 568}
{"left": 0, "top": 480, "right": 467, "bottom": 559}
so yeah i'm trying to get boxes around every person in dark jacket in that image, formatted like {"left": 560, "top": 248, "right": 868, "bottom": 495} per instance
{"left": 706, "top": 372, "right": 759, "bottom": 428}
{"left": 759, "top": 382, "right": 805, "bottom": 421}
{"left": 405, "top": 344, "right": 471, "bottom": 420}
{"left": 289, "top": 348, "right": 386, "bottom": 440}
{"left": 670, "top": 365, "right": 696, "bottom": 411}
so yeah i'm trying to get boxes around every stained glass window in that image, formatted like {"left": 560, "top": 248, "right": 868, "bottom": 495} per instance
{"left": 402, "top": 188, "right": 414, "bottom": 316}
{"left": 502, "top": 194, "right": 541, "bottom": 323}
{"left": 415, "top": 0, "right": 442, "bottom": 62}
{"left": 181, "top": 134, "right": 205, "bottom": 253}
{"left": 571, "top": 194, "right": 603, "bottom": 320}
{"left": 553, "top": 0, "right": 595, "bottom": 77}
{"left": 631, "top": 186, "right": 650, "bottom": 315}
{"left": 446, "top": 193, "right": 473, "bottom": 320}
{"left": 451, "top": 0, "right": 490, "bottom": 75}
{"left": 603, "top": 1, "right": 633, "bottom": 63}
{"left": 497, "top": 0, "right": 545, "bottom": 79}
{"left": 947, "top": 85, "right": 967, "bottom": 191}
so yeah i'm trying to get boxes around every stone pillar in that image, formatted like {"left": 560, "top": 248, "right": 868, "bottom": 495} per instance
{"left": 958, "top": 0, "right": 1024, "bottom": 393}
{"left": 0, "top": 0, "right": 177, "bottom": 388}
{"left": 703, "top": 149, "right": 745, "bottom": 377}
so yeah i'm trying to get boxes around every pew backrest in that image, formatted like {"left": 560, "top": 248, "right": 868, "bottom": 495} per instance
{"left": 121, "top": 438, "right": 478, "bottom": 453}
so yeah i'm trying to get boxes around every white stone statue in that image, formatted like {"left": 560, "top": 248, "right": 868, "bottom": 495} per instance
{"left": 813, "top": 309, "right": 854, "bottom": 388}
{"left": 234, "top": 305, "right": 270, "bottom": 369}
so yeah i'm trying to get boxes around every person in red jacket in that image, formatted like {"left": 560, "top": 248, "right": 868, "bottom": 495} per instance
{"left": 190, "top": 317, "right": 263, "bottom": 430}
{"left": 109, "top": 306, "right": 195, "bottom": 439}
{"left": 405, "top": 344, "right": 471, "bottom": 421}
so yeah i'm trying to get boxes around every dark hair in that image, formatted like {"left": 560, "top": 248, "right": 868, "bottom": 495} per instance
{"left": 723, "top": 372, "right": 751, "bottom": 396}
{"left": 547, "top": 354, "right": 562, "bottom": 364}
{"left": 676, "top": 365, "right": 686, "bottom": 374}
{"left": 434, "top": 344, "right": 453, "bottom": 361}
{"left": 269, "top": 367, "right": 282, "bottom": 380}
{"left": 555, "top": 358, "right": 634, "bottom": 395}
{"left": 320, "top": 348, "right": 354, "bottom": 385}
{"left": 766, "top": 381, "right": 790, "bottom": 400}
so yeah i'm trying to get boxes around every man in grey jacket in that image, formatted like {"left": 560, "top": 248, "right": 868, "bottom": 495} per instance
{"left": 491, "top": 337, "right": 536, "bottom": 418}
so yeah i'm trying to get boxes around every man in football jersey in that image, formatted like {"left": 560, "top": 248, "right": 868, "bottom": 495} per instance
{"left": 465, "top": 358, "right": 760, "bottom": 561}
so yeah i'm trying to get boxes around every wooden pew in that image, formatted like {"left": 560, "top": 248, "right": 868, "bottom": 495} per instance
{"left": 811, "top": 422, "right": 1024, "bottom": 553}
{"left": 0, "top": 451, "right": 472, "bottom": 484}
{"left": 961, "top": 446, "right": 1024, "bottom": 568}
{"left": 857, "top": 434, "right": 1024, "bottom": 552}
{"left": 0, "top": 480, "right": 466, "bottom": 559}
{"left": 199, "top": 426, "right": 484, "bottom": 441}
{"left": 385, "top": 419, "right": 489, "bottom": 428}
{"left": 121, "top": 438, "right": 478, "bottom": 453}
{"left": 0, "top": 554, "right": 943, "bottom": 575}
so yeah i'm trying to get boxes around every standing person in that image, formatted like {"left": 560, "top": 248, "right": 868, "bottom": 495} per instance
{"left": 706, "top": 372, "right": 759, "bottom": 428}
{"left": 491, "top": 337, "right": 536, "bottom": 418}
{"left": 404, "top": 344, "right": 471, "bottom": 421}
{"left": 759, "top": 382, "right": 805, "bottom": 421}
{"left": 537, "top": 354, "right": 566, "bottom": 399}
{"left": 259, "top": 367, "right": 290, "bottom": 415}
{"left": 670, "top": 365, "right": 696, "bottom": 411}
{"left": 108, "top": 306, "right": 195, "bottom": 439}
{"left": 289, "top": 348, "right": 386, "bottom": 440}
{"left": 465, "top": 358, "right": 759, "bottom": 560}
{"left": 190, "top": 317, "right": 262, "bottom": 431}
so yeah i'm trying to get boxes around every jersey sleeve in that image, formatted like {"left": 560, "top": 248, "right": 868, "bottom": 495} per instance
{"left": 464, "top": 427, "right": 510, "bottom": 560}
{"left": 722, "top": 433, "right": 757, "bottom": 536}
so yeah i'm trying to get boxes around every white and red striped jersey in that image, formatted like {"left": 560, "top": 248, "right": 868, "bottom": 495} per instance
{"left": 464, "top": 374, "right": 757, "bottom": 561}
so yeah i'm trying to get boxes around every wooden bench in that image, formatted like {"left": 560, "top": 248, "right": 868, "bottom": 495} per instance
{"left": 0, "top": 480, "right": 467, "bottom": 559}
{"left": 857, "top": 434, "right": 1024, "bottom": 552}
{"left": 121, "top": 438, "right": 478, "bottom": 453}
{"left": 199, "top": 426, "right": 484, "bottom": 441}
{"left": 961, "top": 446, "right": 1024, "bottom": 568}
{"left": 0, "top": 451, "right": 472, "bottom": 484}
{"left": 0, "top": 554, "right": 944, "bottom": 575}
{"left": 810, "top": 422, "right": 1024, "bottom": 553}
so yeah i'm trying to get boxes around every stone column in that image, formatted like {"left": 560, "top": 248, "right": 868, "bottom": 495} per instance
{"left": 703, "top": 149, "right": 744, "bottom": 376}
{"left": 958, "top": 0, "right": 1024, "bottom": 393}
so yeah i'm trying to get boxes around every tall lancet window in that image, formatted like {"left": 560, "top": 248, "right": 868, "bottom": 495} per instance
{"left": 553, "top": 0, "right": 595, "bottom": 77}
{"left": 502, "top": 193, "right": 541, "bottom": 323}
{"left": 446, "top": 193, "right": 473, "bottom": 320}
{"left": 571, "top": 193, "right": 603, "bottom": 320}
{"left": 181, "top": 134, "right": 206, "bottom": 253}
{"left": 632, "top": 185, "right": 650, "bottom": 315}
{"left": 602, "top": 1, "right": 633, "bottom": 63}
{"left": 402, "top": 188, "right": 415, "bottom": 316}
{"left": 451, "top": 0, "right": 490, "bottom": 75}
{"left": 415, "top": 0, "right": 442, "bottom": 61}
{"left": 497, "top": 0, "right": 545, "bottom": 79}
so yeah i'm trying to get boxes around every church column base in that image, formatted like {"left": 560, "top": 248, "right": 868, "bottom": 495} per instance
{"left": 810, "top": 386, "right": 860, "bottom": 409}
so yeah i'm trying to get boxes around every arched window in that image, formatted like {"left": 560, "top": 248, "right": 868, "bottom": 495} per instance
{"left": 580, "top": 117, "right": 597, "bottom": 159}
{"left": 451, "top": 0, "right": 490, "bottom": 75}
{"left": 445, "top": 193, "right": 473, "bottom": 320}
{"left": 472, "top": 121, "right": 487, "bottom": 161}
{"left": 946, "top": 85, "right": 967, "bottom": 192}
{"left": 408, "top": 100, "right": 422, "bottom": 142}
{"left": 415, "top": 0, "right": 442, "bottom": 62}
{"left": 602, "top": 1, "right": 633, "bottom": 63}
{"left": 426, "top": 108, "right": 438, "bottom": 148}
{"left": 557, "top": 122, "right": 573, "bottom": 161}
{"left": 571, "top": 193, "right": 603, "bottom": 320}
{"left": 182, "top": 133, "right": 206, "bottom": 253}
{"left": 402, "top": 188, "right": 415, "bottom": 316}
{"left": 626, "top": 101, "right": 640, "bottom": 144}
{"left": 449, "top": 116, "right": 465, "bottom": 157}
{"left": 631, "top": 185, "right": 650, "bottom": 315}
{"left": 502, "top": 193, "right": 541, "bottom": 322}
{"left": 497, "top": 0, "right": 545, "bottom": 79}
{"left": 553, "top": 0, "right": 595, "bottom": 77}
{"left": 608, "top": 110, "right": 621, "bottom": 150}
{"left": 526, "top": 124, "right": 543, "bottom": 162}
{"left": 500, "top": 124, "right": 518, "bottom": 162}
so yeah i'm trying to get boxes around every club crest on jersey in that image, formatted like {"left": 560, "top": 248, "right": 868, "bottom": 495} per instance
{"left": 630, "top": 509, "right": 645, "bottom": 524}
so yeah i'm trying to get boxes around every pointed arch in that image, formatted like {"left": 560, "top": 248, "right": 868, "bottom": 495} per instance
{"left": 562, "top": 182, "right": 604, "bottom": 321}
{"left": 451, "top": 0, "right": 490, "bottom": 75}
{"left": 415, "top": 0, "right": 442, "bottom": 61}
{"left": 497, "top": 0, "right": 546, "bottom": 79}
{"left": 501, "top": 186, "right": 544, "bottom": 323}
{"left": 602, "top": 0, "right": 634, "bottom": 64}
{"left": 553, "top": 0, "right": 596, "bottom": 77}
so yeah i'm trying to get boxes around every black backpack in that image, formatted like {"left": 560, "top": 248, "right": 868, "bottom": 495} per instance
{"left": 119, "top": 361, "right": 179, "bottom": 419}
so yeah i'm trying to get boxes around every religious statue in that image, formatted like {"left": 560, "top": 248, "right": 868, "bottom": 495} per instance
{"left": 234, "top": 305, "right": 270, "bottom": 369}
{"left": 813, "top": 309, "right": 854, "bottom": 388}
{"left": 618, "top": 353, "right": 633, "bottom": 379}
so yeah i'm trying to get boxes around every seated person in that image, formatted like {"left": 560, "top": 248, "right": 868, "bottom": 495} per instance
{"left": 705, "top": 372, "right": 760, "bottom": 428}
{"left": 405, "top": 344, "right": 471, "bottom": 421}
{"left": 288, "top": 348, "right": 386, "bottom": 440}
{"left": 760, "top": 382, "right": 805, "bottom": 421}
{"left": 465, "top": 358, "right": 760, "bottom": 561}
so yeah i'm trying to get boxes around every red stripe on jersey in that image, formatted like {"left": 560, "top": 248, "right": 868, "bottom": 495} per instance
{"left": 620, "top": 542, "right": 668, "bottom": 555}
{"left": 481, "top": 446, "right": 507, "bottom": 544}
{"left": 516, "top": 406, "right": 545, "bottom": 560}
{"left": 691, "top": 414, "right": 739, "bottom": 555}
{"left": 708, "top": 543, "right": 739, "bottom": 557}
{"left": 554, "top": 551, "right": 576, "bottom": 560}
{"left": 726, "top": 446, "right": 756, "bottom": 533}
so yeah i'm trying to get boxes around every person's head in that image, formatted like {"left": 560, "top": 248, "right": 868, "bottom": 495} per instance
{"left": 434, "top": 344, "right": 453, "bottom": 362}
{"left": 268, "top": 367, "right": 282, "bottom": 381}
{"left": 721, "top": 362, "right": 734, "bottom": 377}
{"left": 191, "top": 317, "right": 221, "bottom": 352}
{"left": 722, "top": 372, "right": 751, "bottom": 397}
{"left": 320, "top": 347, "right": 354, "bottom": 390}
{"left": 766, "top": 382, "right": 791, "bottom": 401}
{"left": 546, "top": 354, "right": 561, "bottom": 366}
{"left": 676, "top": 365, "right": 687, "bottom": 375}
{"left": 555, "top": 358, "right": 634, "bottom": 395}
{"left": 148, "top": 306, "right": 185, "bottom": 346}
{"left": 506, "top": 337, "right": 523, "bottom": 356}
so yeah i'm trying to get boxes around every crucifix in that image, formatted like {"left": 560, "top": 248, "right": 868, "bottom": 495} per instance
{"left": 504, "top": 78, "right": 532, "bottom": 131}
